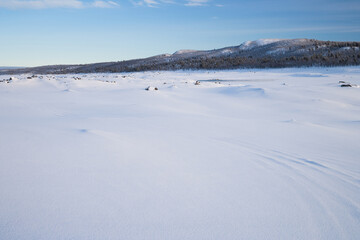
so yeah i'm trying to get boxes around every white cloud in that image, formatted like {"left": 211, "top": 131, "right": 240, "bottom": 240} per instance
{"left": 0, "top": 0, "right": 214, "bottom": 9}
{"left": 131, "top": 0, "right": 160, "bottom": 7}
{"left": 185, "top": 0, "right": 209, "bottom": 7}
{"left": 143, "top": 0, "right": 159, "bottom": 7}
{"left": 131, "top": 0, "right": 211, "bottom": 7}
{"left": 0, "top": 0, "right": 120, "bottom": 9}
{"left": 92, "top": 0, "right": 119, "bottom": 8}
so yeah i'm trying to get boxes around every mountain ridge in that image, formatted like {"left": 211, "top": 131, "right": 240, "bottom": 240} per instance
{"left": 1, "top": 38, "right": 360, "bottom": 75}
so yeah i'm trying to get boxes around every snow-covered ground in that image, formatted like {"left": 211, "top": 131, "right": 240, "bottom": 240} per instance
{"left": 1, "top": 67, "right": 360, "bottom": 239}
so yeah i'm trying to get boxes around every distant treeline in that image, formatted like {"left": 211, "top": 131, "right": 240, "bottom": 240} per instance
{"left": 2, "top": 39, "right": 360, "bottom": 75}
{"left": 79, "top": 41, "right": 360, "bottom": 73}
{"left": 90, "top": 54, "right": 360, "bottom": 73}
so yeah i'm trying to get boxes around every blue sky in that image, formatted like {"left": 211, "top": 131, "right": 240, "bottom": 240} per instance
{"left": 0, "top": 0, "right": 360, "bottom": 67}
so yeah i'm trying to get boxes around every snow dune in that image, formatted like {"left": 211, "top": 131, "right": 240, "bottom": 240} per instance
{"left": 0, "top": 67, "right": 360, "bottom": 239}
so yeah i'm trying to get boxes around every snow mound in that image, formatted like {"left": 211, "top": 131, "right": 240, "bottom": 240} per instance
{"left": 239, "top": 39, "right": 285, "bottom": 50}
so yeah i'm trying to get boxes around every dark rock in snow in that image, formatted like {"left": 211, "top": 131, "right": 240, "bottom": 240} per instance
{"left": 145, "top": 86, "right": 158, "bottom": 91}
{"left": 340, "top": 84, "right": 357, "bottom": 87}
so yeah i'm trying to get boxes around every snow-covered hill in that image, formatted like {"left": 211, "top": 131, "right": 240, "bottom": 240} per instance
{"left": 239, "top": 38, "right": 285, "bottom": 50}
{"left": 1, "top": 39, "right": 360, "bottom": 74}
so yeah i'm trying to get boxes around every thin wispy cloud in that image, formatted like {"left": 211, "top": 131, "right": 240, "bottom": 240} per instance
{"left": 0, "top": 0, "right": 217, "bottom": 9}
{"left": 132, "top": 0, "right": 160, "bottom": 7}
{"left": 131, "top": 0, "right": 212, "bottom": 7}
{"left": 92, "top": 0, "right": 119, "bottom": 8}
{"left": 0, "top": 0, "right": 120, "bottom": 9}
{"left": 185, "top": 0, "right": 209, "bottom": 7}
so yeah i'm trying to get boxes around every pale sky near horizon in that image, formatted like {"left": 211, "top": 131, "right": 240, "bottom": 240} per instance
{"left": 1, "top": 0, "right": 360, "bottom": 67}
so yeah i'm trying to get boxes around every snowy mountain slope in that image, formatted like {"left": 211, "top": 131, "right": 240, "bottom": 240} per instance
{"left": 239, "top": 38, "right": 285, "bottom": 50}
{"left": 1, "top": 67, "right": 360, "bottom": 239}
{"left": 1, "top": 39, "right": 360, "bottom": 75}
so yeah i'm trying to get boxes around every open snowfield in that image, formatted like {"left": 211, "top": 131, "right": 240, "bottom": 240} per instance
{"left": 1, "top": 67, "right": 360, "bottom": 239}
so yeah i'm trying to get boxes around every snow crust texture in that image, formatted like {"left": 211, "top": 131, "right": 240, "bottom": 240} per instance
{"left": 1, "top": 67, "right": 360, "bottom": 240}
